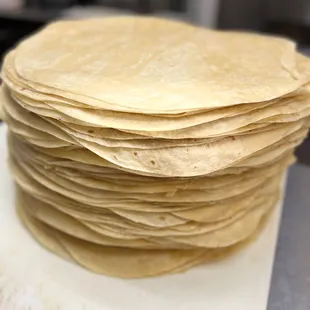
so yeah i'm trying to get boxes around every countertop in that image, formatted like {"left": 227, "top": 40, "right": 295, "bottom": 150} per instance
{"left": 268, "top": 164, "right": 310, "bottom": 309}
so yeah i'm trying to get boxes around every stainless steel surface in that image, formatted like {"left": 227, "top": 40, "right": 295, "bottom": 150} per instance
{"left": 268, "top": 164, "right": 310, "bottom": 310}
{"left": 268, "top": 0, "right": 310, "bottom": 25}
{"left": 218, "top": 0, "right": 266, "bottom": 30}
{"left": 187, "top": 0, "right": 220, "bottom": 28}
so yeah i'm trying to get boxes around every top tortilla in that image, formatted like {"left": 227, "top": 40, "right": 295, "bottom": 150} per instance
{"left": 12, "top": 16, "right": 310, "bottom": 114}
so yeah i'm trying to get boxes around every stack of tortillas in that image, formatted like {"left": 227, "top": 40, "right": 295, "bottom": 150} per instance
{"left": 1, "top": 16, "right": 310, "bottom": 278}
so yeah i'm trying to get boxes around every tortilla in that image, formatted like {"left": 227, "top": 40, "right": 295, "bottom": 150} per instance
{"left": 18, "top": 187, "right": 275, "bottom": 278}
{"left": 13, "top": 17, "right": 310, "bottom": 113}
